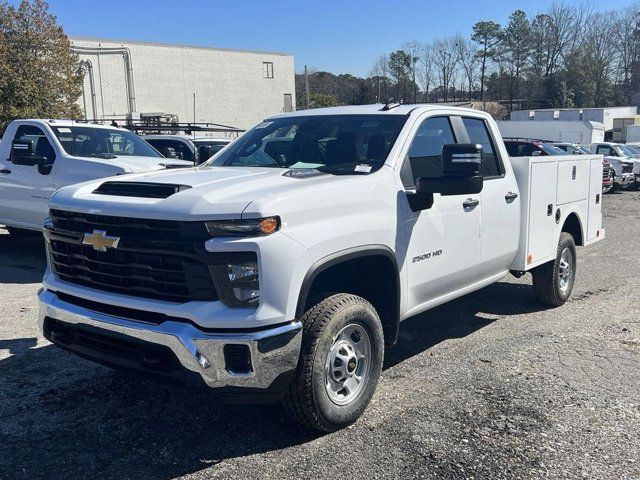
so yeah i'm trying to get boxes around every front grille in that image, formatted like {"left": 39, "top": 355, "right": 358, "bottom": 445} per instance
{"left": 603, "top": 166, "right": 612, "bottom": 180}
{"left": 49, "top": 239, "right": 217, "bottom": 302}
{"left": 47, "top": 210, "right": 218, "bottom": 303}
{"left": 49, "top": 209, "right": 208, "bottom": 244}
{"left": 622, "top": 163, "right": 633, "bottom": 173}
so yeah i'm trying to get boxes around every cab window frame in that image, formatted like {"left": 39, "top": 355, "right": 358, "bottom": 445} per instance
{"left": 460, "top": 115, "right": 505, "bottom": 180}
{"left": 400, "top": 114, "right": 459, "bottom": 189}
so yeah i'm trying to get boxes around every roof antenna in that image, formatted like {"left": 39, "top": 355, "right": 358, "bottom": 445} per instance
{"left": 381, "top": 98, "right": 401, "bottom": 111}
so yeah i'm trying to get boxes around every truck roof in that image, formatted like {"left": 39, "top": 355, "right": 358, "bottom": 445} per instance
{"left": 142, "top": 134, "right": 232, "bottom": 142}
{"left": 17, "top": 119, "right": 128, "bottom": 132}
{"left": 268, "top": 103, "right": 488, "bottom": 119}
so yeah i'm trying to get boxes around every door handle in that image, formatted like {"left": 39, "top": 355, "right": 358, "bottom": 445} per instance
{"left": 0, "top": 169, "right": 11, "bottom": 174}
{"left": 505, "top": 191, "right": 518, "bottom": 201}
{"left": 463, "top": 198, "right": 480, "bottom": 209}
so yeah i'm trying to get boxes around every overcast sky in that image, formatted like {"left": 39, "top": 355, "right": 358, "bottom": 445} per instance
{"left": 36, "top": 0, "right": 636, "bottom": 77}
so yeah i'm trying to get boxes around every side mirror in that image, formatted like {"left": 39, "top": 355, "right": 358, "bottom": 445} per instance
{"left": 10, "top": 140, "right": 51, "bottom": 170}
{"left": 417, "top": 143, "right": 483, "bottom": 196}
{"left": 10, "top": 140, "right": 35, "bottom": 164}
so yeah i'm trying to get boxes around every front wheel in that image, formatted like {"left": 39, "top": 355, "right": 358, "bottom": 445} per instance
{"left": 282, "top": 293, "right": 384, "bottom": 431}
{"left": 532, "top": 232, "right": 577, "bottom": 307}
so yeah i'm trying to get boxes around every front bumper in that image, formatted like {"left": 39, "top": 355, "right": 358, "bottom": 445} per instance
{"left": 38, "top": 289, "right": 302, "bottom": 395}
{"left": 616, "top": 173, "right": 635, "bottom": 187}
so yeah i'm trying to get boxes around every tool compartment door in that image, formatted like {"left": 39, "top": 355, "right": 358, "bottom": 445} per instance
{"left": 528, "top": 160, "right": 558, "bottom": 266}
{"left": 586, "top": 157, "right": 603, "bottom": 243}
{"left": 557, "top": 156, "right": 589, "bottom": 205}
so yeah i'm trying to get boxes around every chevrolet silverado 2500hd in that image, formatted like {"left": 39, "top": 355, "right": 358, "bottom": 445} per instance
{"left": 0, "top": 119, "right": 191, "bottom": 234}
{"left": 38, "top": 104, "right": 604, "bottom": 431}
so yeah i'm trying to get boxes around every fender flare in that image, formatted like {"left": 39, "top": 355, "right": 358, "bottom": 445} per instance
{"left": 295, "top": 245, "right": 401, "bottom": 343}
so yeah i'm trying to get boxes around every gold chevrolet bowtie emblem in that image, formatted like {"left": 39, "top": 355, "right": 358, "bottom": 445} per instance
{"left": 82, "top": 230, "right": 120, "bottom": 252}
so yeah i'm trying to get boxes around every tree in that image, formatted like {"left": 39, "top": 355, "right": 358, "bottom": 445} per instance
{"left": 502, "top": 10, "right": 531, "bottom": 109}
{"left": 471, "top": 20, "right": 502, "bottom": 101}
{"left": 402, "top": 41, "right": 422, "bottom": 103}
{"left": 388, "top": 50, "right": 412, "bottom": 102}
{"left": 309, "top": 92, "right": 340, "bottom": 108}
{"left": 454, "top": 34, "right": 478, "bottom": 100}
{"left": 370, "top": 54, "right": 390, "bottom": 102}
{"left": 417, "top": 43, "right": 435, "bottom": 102}
{"left": 0, "top": 0, "right": 83, "bottom": 129}
{"left": 433, "top": 37, "right": 459, "bottom": 102}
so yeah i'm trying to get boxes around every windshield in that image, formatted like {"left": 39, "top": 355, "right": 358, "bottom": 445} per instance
{"left": 52, "top": 126, "right": 161, "bottom": 159}
{"left": 206, "top": 115, "right": 406, "bottom": 174}
{"left": 618, "top": 145, "right": 640, "bottom": 158}
{"left": 541, "top": 143, "right": 568, "bottom": 155}
{"left": 577, "top": 146, "right": 594, "bottom": 154}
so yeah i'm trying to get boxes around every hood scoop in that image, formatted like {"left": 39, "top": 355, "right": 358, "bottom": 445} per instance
{"left": 93, "top": 181, "right": 192, "bottom": 199}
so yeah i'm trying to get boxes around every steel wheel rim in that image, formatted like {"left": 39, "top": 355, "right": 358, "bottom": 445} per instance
{"left": 558, "top": 247, "right": 573, "bottom": 294}
{"left": 324, "top": 323, "right": 372, "bottom": 406}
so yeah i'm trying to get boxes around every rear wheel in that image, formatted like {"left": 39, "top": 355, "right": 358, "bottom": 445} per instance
{"left": 282, "top": 293, "right": 384, "bottom": 431}
{"left": 532, "top": 232, "right": 577, "bottom": 307}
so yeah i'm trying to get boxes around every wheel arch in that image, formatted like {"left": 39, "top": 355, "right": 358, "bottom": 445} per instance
{"left": 296, "top": 246, "right": 401, "bottom": 346}
{"left": 561, "top": 211, "right": 584, "bottom": 246}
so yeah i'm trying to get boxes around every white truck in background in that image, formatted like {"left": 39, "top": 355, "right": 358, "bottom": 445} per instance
{"left": 497, "top": 120, "right": 605, "bottom": 146}
{"left": 142, "top": 134, "right": 233, "bottom": 164}
{"left": 0, "top": 120, "right": 192, "bottom": 234}
{"left": 591, "top": 142, "right": 640, "bottom": 189}
{"left": 39, "top": 104, "right": 604, "bottom": 431}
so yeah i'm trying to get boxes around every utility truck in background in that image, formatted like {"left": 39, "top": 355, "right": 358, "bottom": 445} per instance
{"left": 38, "top": 104, "right": 604, "bottom": 431}
{"left": 591, "top": 142, "right": 640, "bottom": 189}
{"left": 0, "top": 120, "right": 192, "bottom": 234}
{"left": 497, "top": 120, "right": 605, "bottom": 146}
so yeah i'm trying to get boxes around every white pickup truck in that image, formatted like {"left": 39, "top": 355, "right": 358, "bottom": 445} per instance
{"left": 0, "top": 119, "right": 191, "bottom": 234}
{"left": 38, "top": 105, "right": 604, "bottom": 431}
{"left": 142, "top": 134, "right": 233, "bottom": 164}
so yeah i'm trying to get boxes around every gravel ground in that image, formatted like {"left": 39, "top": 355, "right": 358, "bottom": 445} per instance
{"left": 1, "top": 192, "right": 639, "bottom": 480}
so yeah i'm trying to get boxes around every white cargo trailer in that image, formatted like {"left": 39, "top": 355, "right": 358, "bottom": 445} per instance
{"left": 497, "top": 120, "right": 605, "bottom": 145}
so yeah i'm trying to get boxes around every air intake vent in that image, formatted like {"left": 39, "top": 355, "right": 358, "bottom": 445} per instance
{"left": 93, "top": 181, "right": 191, "bottom": 199}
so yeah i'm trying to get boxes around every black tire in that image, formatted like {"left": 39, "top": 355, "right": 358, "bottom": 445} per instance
{"left": 532, "top": 232, "right": 577, "bottom": 307}
{"left": 282, "top": 293, "right": 384, "bottom": 432}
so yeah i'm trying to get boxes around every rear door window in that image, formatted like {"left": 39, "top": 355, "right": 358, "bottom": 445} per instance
{"left": 461, "top": 117, "right": 503, "bottom": 178}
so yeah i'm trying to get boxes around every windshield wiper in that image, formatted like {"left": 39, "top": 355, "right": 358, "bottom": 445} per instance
{"left": 90, "top": 153, "right": 117, "bottom": 159}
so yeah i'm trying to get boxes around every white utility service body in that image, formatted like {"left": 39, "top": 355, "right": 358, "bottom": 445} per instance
{"left": 0, "top": 119, "right": 191, "bottom": 232}
{"left": 38, "top": 104, "right": 604, "bottom": 431}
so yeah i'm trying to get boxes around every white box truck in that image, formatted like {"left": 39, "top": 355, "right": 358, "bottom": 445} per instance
{"left": 497, "top": 120, "right": 605, "bottom": 145}
{"left": 38, "top": 104, "right": 604, "bottom": 431}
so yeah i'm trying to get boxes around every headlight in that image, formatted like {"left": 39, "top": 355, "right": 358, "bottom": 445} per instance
{"left": 211, "top": 254, "right": 260, "bottom": 307}
{"left": 205, "top": 216, "right": 280, "bottom": 237}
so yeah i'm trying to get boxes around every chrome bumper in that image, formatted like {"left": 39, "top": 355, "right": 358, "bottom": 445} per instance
{"left": 38, "top": 289, "right": 302, "bottom": 390}
{"left": 616, "top": 173, "right": 635, "bottom": 186}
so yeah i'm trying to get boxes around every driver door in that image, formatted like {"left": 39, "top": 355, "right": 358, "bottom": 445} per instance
{"left": 0, "top": 124, "right": 57, "bottom": 229}
{"left": 398, "top": 115, "right": 483, "bottom": 316}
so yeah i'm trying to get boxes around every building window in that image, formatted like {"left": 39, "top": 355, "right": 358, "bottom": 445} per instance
{"left": 263, "top": 62, "right": 274, "bottom": 79}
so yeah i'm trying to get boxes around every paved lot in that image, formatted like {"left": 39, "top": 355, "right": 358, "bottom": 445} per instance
{"left": 1, "top": 192, "right": 639, "bottom": 480}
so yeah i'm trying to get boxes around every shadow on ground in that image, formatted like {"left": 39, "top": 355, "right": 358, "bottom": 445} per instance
{"left": 0, "top": 230, "right": 47, "bottom": 284}
{"left": 0, "top": 275, "right": 546, "bottom": 480}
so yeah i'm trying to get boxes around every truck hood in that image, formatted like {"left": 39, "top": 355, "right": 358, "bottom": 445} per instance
{"left": 50, "top": 166, "right": 344, "bottom": 219}
{"left": 107, "top": 155, "right": 193, "bottom": 173}
{"left": 604, "top": 156, "right": 640, "bottom": 175}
